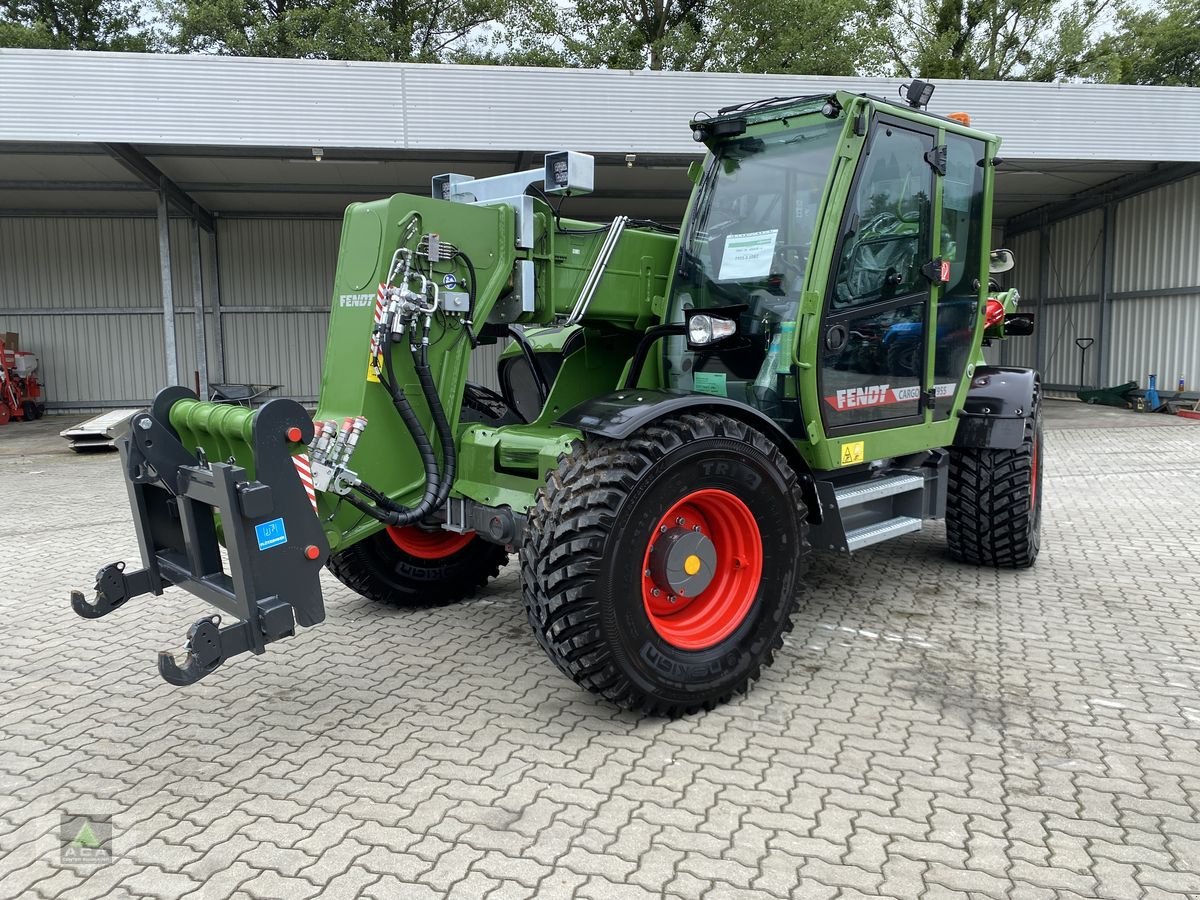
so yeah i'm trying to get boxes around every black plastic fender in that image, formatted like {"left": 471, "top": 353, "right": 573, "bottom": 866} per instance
{"left": 954, "top": 366, "right": 1041, "bottom": 450}
{"left": 557, "top": 388, "right": 822, "bottom": 522}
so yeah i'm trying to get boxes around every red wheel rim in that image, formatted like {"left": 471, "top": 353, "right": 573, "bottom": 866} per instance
{"left": 386, "top": 526, "right": 475, "bottom": 559}
{"left": 641, "top": 488, "right": 763, "bottom": 651}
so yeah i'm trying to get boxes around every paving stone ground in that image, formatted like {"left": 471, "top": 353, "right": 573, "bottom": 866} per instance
{"left": 2, "top": 402, "right": 1199, "bottom": 899}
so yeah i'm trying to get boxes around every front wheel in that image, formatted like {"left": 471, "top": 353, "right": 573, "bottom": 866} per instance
{"left": 327, "top": 526, "right": 508, "bottom": 606}
{"left": 521, "top": 413, "right": 810, "bottom": 716}
{"left": 946, "top": 412, "right": 1043, "bottom": 568}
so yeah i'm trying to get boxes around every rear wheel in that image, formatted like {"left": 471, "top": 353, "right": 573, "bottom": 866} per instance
{"left": 521, "top": 413, "right": 809, "bottom": 716}
{"left": 946, "top": 411, "right": 1043, "bottom": 568}
{"left": 21, "top": 401, "right": 36, "bottom": 422}
{"left": 327, "top": 526, "right": 508, "bottom": 606}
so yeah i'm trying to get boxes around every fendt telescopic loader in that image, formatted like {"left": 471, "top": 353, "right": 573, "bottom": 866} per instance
{"left": 73, "top": 81, "right": 1041, "bottom": 715}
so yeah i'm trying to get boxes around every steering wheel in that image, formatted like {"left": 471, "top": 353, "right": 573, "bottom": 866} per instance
{"left": 773, "top": 242, "right": 810, "bottom": 282}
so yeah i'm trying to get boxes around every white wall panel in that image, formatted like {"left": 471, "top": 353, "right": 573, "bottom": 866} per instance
{"left": 1, "top": 313, "right": 165, "bottom": 406}
{"left": 220, "top": 311, "right": 328, "bottom": 400}
{"left": 1006, "top": 228, "right": 1041, "bottom": 301}
{"left": 0, "top": 217, "right": 158, "bottom": 309}
{"left": 1047, "top": 210, "right": 1103, "bottom": 299}
{"left": 1036, "top": 301, "right": 1100, "bottom": 387}
{"left": 216, "top": 219, "right": 340, "bottom": 309}
{"left": 1113, "top": 174, "right": 1200, "bottom": 293}
{"left": 7, "top": 49, "right": 1200, "bottom": 161}
{"left": 1108, "top": 295, "right": 1200, "bottom": 390}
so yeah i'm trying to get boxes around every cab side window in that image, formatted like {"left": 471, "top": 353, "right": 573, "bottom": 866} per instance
{"left": 832, "top": 126, "right": 932, "bottom": 309}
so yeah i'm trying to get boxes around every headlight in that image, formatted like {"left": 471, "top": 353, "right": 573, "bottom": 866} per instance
{"left": 687, "top": 315, "right": 737, "bottom": 347}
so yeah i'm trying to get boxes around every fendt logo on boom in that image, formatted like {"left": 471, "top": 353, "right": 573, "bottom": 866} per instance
{"left": 339, "top": 293, "right": 375, "bottom": 308}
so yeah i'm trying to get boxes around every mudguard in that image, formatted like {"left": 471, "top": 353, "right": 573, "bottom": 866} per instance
{"left": 557, "top": 388, "right": 822, "bottom": 521}
{"left": 954, "top": 367, "right": 1040, "bottom": 450}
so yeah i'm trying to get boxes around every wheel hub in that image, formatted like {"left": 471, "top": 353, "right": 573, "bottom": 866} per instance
{"left": 640, "top": 488, "right": 763, "bottom": 651}
{"left": 648, "top": 528, "right": 716, "bottom": 598}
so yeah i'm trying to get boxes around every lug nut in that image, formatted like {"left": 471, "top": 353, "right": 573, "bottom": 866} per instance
{"left": 644, "top": 568, "right": 652, "bottom": 577}
{"left": 667, "top": 594, "right": 676, "bottom": 603}
{"left": 651, "top": 588, "right": 662, "bottom": 597}
{"left": 660, "top": 525, "right": 668, "bottom": 534}
{"left": 692, "top": 525, "right": 701, "bottom": 532}
{"left": 676, "top": 517, "right": 685, "bottom": 526}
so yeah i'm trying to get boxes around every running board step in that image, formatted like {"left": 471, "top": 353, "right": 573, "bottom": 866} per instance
{"left": 845, "top": 516, "right": 923, "bottom": 552}
{"left": 835, "top": 474, "right": 925, "bottom": 509}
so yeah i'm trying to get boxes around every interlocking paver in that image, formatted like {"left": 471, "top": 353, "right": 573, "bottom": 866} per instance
{"left": 2, "top": 409, "right": 1200, "bottom": 898}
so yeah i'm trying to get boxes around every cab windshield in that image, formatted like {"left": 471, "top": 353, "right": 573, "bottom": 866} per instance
{"left": 665, "top": 117, "right": 843, "bottom": 410}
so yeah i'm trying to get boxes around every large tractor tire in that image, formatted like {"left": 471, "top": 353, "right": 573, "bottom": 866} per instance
{"left": 328, "top": 526, "right": 508, "bottom": 606}
{"left": 946, "top": 412, "right": 1043, "bottom": 568}
{"left": 521, "top": 412, "right": 809, "bottom": 716}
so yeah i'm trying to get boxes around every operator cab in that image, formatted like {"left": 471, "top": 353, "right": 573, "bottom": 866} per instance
{"left": 666, "top": 91, "right": 991, "bottom": 440}
{"left": 665, "top": 105, "right": 842, "bottom": 428}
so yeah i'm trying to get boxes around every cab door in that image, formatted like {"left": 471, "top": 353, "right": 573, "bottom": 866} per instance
{"left": 818, "top": 115, "right": 937, "bottom": 436}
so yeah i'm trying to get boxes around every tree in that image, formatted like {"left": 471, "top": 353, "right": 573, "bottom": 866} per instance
{"left": 1086, "top": 0, "right": 1200, "bottom": 86}
{"left": 0, "top": 0, "right": 155, "bottom": 49}
{"left": 696, "top": 0, "right": 893, "bottom": 75}
{"left": 888, "top": 0, "right": 1110, "bottom": 81}
{"left": 503, "top": 0, "right": 893, "bottom": 73}
{"left": 163, "top": 0, "right": 510, "bottom": 61}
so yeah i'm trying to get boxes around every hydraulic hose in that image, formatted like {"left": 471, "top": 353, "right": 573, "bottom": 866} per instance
{"left": 453, "top": 250, "right": 479, "bottom": 348}
{"left": 349, "top": 316, "right": 458, "bottom": 526}
{"left": 352, "top": 334, "right": 442, "bottom": 526}
{"left": 413, "top": 344, "right": 457, "bottom": 510}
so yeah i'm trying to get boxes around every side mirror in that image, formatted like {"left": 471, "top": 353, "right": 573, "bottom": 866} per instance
{"left": 1005, "top": 313, "right": 1035, "bottom": 336}
{"left": 989, "top": 249, "right": 1015, "bottom": 274}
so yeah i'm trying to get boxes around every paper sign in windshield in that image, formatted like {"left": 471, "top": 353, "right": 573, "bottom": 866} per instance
{"left": 718, "top": 229, "right": 778, "bottom": 281}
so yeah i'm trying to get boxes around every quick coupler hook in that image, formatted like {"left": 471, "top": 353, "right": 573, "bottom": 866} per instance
{"left": 158, "top": 616, "right": 225, "bottom": 687}
{"left": 70, "top": 561, "right": 139, "bottom": 619}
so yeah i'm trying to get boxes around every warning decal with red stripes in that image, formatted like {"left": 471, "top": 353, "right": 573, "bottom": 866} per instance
{"left": 292, "top": 453, "right": 318, "bottom": 515}
{"left": 366, "top": 284, "right": 386, "bottom": 383}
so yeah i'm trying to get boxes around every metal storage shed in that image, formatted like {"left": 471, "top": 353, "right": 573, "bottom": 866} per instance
{"left": 2, "top": 49, "right": 1199, "bottom": 408}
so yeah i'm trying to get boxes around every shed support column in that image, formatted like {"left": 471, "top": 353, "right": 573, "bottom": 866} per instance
{"left": 191, "top": 220, "right": 209, "bottom": 398}
{"left": 208, "top": 224, "right": 226, "bottom": 385}
{"left": 157, "top": 189, "right": 179, "bottom": 386}
{"left": 1035, "top": 224, "right": 1051, "bottom": 378}
{"left": 1097, "top": 202, "right": 1116, "bottom": 389}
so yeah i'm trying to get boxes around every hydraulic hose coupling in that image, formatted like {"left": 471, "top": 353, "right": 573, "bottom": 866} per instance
{"left": 328, "top": 416, "right": 368, "bottom": 468}
{"left": 341, "top": 416, "right": 368, "bottom": 466}
{"left": 309, "top": 419, "right": 338, "bottom": 464}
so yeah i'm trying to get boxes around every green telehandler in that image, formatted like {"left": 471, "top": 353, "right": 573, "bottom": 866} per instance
{"left": 72, "top": 81, "right": 1041, "bottom": 715}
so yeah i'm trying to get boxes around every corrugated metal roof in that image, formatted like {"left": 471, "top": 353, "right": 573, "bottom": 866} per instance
{"left": 3, "top": 49, "right": 1200, "bottom": 161}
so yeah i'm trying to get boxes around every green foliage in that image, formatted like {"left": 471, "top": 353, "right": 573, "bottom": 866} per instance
{"left": 163, "top": 0, "right": 509, "bottom": 61}
{"left": 0, "top": 0, "right": 155, "bottom": 49}
{"left": 697, "top": 0, "right": 893, "bottom": 75}
{"left": 502, "top": 0, "right": 892, "bottom": 73}
{"left": 1086, "top": 0, "right": 1200, "bottom": 86}
{"left": 7, "top": 0, "right": 1196, "bottom": 89}
{"left": 888, "top": 0, "right": 1111, "bottom": 81}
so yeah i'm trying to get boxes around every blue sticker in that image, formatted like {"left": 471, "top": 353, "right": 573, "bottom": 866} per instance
{"left": 442, "top": 273, "right": 457, "bottom": 290}
{"left": 255, "top": 517, "right": 288, "bottom": 551}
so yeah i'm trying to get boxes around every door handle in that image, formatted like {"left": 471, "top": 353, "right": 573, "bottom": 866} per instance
{"left": 824, "top": 324, "right": 848, "bottom": 352}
